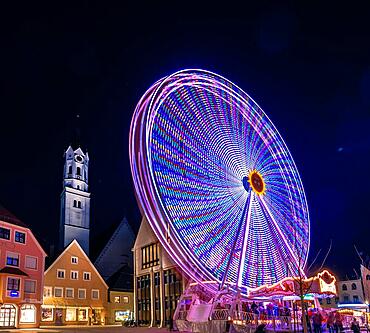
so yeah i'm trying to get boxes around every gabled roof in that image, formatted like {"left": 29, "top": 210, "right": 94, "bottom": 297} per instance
{"left": 0, "top": 204, "right": 27, "bottom": 228}
{"left": 45, "top": 239, "right": 108, "bottom": 289}
{"left": 107, "top": 264, "right": 133, "bottom": 292}
{"left": 94, "top": 217, "right": 135, "bottom": 281}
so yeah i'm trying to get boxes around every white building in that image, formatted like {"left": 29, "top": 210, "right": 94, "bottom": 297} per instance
{"left": 59, "top": 146, "right": 91, "bottom": 255}
{"left": 337, "top": 278, "right": 366, "bottom": 308}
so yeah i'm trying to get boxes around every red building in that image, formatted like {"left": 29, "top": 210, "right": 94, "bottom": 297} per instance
{"left": 0, "top": 205, "right": 46, "bottom": 328}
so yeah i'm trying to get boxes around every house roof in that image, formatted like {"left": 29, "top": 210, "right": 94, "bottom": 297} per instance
{"left": 107, "top": 264, "right": 133, "bottom": 292}
{"left": 0, "top": 267, "right": 29, "bottom": 276}
{"left": 94, "top": 217, "right": 135, "bottom": 281}
{"left": 0, "top": 204, "right": 27, "bottom": 228}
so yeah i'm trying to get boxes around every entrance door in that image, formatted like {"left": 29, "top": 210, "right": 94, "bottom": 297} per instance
{"left": 0, "top": 304, "right": 17, "bottom": 327}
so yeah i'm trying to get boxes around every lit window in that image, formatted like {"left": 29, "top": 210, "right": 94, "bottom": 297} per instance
{"left": 41, "top": 307, "right": 53, "bottom": 321}
{"left": 141, "top": 243, "right": 160, "bottom": 269}
{"left": 7, "top": 277, "right": 20, "bottom": 291}
{"left": 0, "top": 227, "right": 10, "bottom": 240}
{"left": 78, "top": 309, "right": 88, "bottom": 321}
{"left": 66, "top": 288, "right": 74, "bottom": 298}
{"left": 43, "top": 286, "right": 52, "bottom": 298}
{"left": 123, "top": 296, "right": 129, "bottom": 303}
{"left": 66, "top": 308, "right": 76, "bottom": 321}
{"left": 114, "top": 296, "right": 120, "bottom": 303}
{"left": 92, "top": 289, "right": 99, "bottom": 300}
{"left": 15, "top": 231, "right": 26, "bottom": 244}
{"left": 57, "top": 269, "right": 65, "bottom": 279}
{"left": 25, "top": 256, "right": 37, "bottom": 269}
{"left": 351, "top": 283, "right": 357, "bottom": 290}
{"left": 342, "top": 284, "right": 347, "bottom": 291}
{"left": 83, "top": 272, "right": 91, "bottom": 281}
{"left": 78, "top": 289, "right": 86, "bottom": 299}
{"left": 6, "top": 252, "right": 19, "bottom": 267}
{"left": 54, "top": 287, "right": 63, "bottom": 297}
{"left": 24, "top": 280, "right": 36, "bottom": 293}
{"left": 70, "top": 271, "right": 78, "bottom": 280}
{"left": 20, "top": 304, "right": 36, "bottom": 323}
{"left": 71, "top": 256, "right": 78, "bottom": 264}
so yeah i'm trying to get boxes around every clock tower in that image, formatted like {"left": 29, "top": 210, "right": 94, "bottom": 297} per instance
{"left": 59, "top": 146, "right": 91, "bottom": 255}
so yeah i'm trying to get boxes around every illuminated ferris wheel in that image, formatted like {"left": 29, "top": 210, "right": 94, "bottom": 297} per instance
{"left": 129, "top": 69, "right": 310, "bottom": 292}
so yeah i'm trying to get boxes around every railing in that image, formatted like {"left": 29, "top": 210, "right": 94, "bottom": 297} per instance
{"left": 211, "top": 309, "right": 230, "bottom": 320}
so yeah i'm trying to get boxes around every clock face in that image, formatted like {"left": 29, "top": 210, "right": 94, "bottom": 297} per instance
{"left": 74, "top": 154, "right": 84, "bottom": 163}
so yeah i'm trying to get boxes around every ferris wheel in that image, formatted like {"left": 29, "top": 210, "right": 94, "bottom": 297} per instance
{"left": 129, "top": 69, "right": 310, "bottom": 292}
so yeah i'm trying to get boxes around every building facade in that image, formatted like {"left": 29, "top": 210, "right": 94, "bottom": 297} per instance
{"left": 42, "top": 240, "right": 108, "bottom": 326}
{"left": 59, "top": 146, "right": 91, "bottom": 255}
{"left": 133, "top": 218, "right": 187, "bottom": 327}
{"left": 107, "top": 289, "right": 134, "bottom": 324}
{"left": 337, "top": 278, "right": 367, "bottom": 310}
{"left": 0, "top": 205, "right": 47, "bottom": 328}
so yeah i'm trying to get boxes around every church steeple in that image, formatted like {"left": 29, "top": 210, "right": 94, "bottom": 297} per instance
{"left": 59, "top": 145, "right": 91, "bottom": 255}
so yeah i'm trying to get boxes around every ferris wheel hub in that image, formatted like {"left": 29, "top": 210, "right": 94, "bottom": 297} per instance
{"left": 249, "top": 170, "right": 266, "bottom": 195}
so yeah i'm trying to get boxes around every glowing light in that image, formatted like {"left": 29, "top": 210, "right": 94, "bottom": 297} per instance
{"left": 129, "top": 69, "right": 310, "bottom": 291}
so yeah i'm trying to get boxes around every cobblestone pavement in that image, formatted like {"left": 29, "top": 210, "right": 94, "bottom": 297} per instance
{"left": 0, "top": 326, "right": 169, "bottom": 333}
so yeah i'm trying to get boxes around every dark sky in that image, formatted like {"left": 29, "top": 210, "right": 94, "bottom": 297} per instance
{"left": 0, "top": 2, "right": 369, "bottom": 278}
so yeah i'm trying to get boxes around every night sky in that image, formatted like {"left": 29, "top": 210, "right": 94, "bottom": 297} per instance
{"left": 1, "top": 2, "right": 369, "bottom": 279}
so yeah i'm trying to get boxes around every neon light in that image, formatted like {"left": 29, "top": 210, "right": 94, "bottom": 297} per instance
{"left": 129, "top": 69, "right": 310, "bottom": 291}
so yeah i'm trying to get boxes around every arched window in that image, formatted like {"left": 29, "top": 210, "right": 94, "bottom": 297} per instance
{"left": 78, "top": 201, "right": 82, "bottom": 209}
{"left": 73, "top": 200, "right": 77, "bottom": 207}
{"left": 342, "top": 284, "right": 347, "bottom": 291}
{"left": 77, "top": 185, "right": 80, "bottom": 190}
{"left": 77, "top": 167, "right": 81, "bottom": 176}
{"left": 351, "top": 283, "right": 357, "bottom": 290}
{"left": 367, "top": 275, "right": 370, "bottom": 281}
{"left": 20, "top": 304, "right": 36, "bottom": 323}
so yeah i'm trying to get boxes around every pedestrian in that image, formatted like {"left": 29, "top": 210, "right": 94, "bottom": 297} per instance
{"left": 351, "top": 318, "right": 360, "bottom": 333}
{"left": 312, "top": 312, "right": 323, "bottom": 333}
{"left": 334, "top": 312, "right": 343, "bottom": 333}
{"left": 327, "top": 312, "right": 335, "bottom": 333}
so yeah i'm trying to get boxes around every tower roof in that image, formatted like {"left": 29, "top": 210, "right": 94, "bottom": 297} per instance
{"left": 0, "top": 204, "right": 27, "bottom": 228}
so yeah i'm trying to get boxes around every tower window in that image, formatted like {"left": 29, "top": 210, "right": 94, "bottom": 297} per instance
{"left": 77, "top": 185, "right": 80, "bottom": 190}
{"left": 73, "top": 200, "right": 77, "bottom": 207}
{"left": 78, "top": 201, "right": 82, "bottom": 209}
{"left": 68, "top": 166, "right": 72, "bottom": 175}
{"left": 77, "top": 167, "right": 81, "bottom": 176}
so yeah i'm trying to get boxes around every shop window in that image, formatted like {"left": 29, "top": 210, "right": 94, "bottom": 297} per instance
{"left": 78, "top": 288, "right": 86, "bottom": 299}
{"left": 20, "top": 304, "right": 36, "bottom": 323}
{"left": 78, "top": 309, "right": 88, "bottom": 321}
{"left": 41, "top": 307, "right": 54, "bottom": 321}
{"left": 6, "top": 252, "right": 19, "bottom": 267}
{"left": 71, "top": 256, "right": 78, "bottom": 264}
{"left": 0, "top": 227, "right": 10, "bottom": 240}
{"left": 25, "top": 256, "right": 37, "bottom": 269}
{"left": 114, "top": 296, "right": 120, "bottom": 303}
{"left": 7, "top": 277, "right": 20, "bottom": 291}
{"left": 66, "top": 288, "right": 74, "bottom": 298}
{"left": 43, "top": 286, "right": 52, "bottom": 298}
{"left": 83, "top": 272, "right": 91, "bottom": 280}
{"left": 24, "top": 280, "right": 36, "bottom": 293}
{"left": 70, "top": 271, "right": 78, "bottom": 280}
{"left": 66, "top": 308, "right": 76, "bottom": 321}
{"left": 123, "top": 296, "right": 129, "bottom": 303}
{"left": 15, "top": 231, "right": 26, "bottom": 244}
{"left": 342, "top": 284, "right": 347, "bottom": 291}
{"left": 57, "top": 269, "right": 65, "bottom": 279}
{"left": 351, "top": 283, "right": 357, "bottom": 290}
{"left": 54, "top": 287, "right": 63, "bottom": 297}
{"left": 141, "top": 243, "right": 159, "bottom": 269}
{"left": 115, "top": 310, "right": 131, "bottom": 322}
{"left": 92, "top": 289, "right": 100, "bottom": 300}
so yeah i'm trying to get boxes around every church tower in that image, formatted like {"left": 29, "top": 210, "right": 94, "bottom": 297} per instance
{"left": 59, "top": 146, "right": 91, "bottom": 255}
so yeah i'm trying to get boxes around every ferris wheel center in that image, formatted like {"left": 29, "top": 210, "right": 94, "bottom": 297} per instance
{"left": 249, "top": 170, "right": 266, "bottom": 195}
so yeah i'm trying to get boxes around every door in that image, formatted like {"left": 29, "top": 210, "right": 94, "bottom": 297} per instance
{"left": 0, "top": 304, "right": 17, "bottom": 327}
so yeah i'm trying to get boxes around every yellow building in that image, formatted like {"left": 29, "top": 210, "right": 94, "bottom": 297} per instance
{"left": 42, "top": 240, "right": 108, "bottom": 326}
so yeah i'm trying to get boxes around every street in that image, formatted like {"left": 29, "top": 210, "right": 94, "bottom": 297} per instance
{"left": 0, "top": 326, "right": 168, "bottom": 333}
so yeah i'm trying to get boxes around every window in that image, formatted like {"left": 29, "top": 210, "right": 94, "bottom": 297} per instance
{"left": 342, "top": 284, "right": 347, "bottom": 291}
{"left": 6, "top": 252, "right": 19, "bottom": 267}
{"left": 343, "top": 295, "right": 349, "bottom": 302}
{"left": 68, "top": 166, "right": 72, "bottom": 174}
{"left": 41, "top": 307, "right": 53, "bottom": 321}
{"left": 335, "top": 297, "right": 339, "bottom": 304}
{"left": 141, "top": 243, "right": 160, "bottom": 269}
{"left": 123, "top": 296, "right": 129, "bottom": 303}
{"left": 73, "top": 200, "right": 77, "bottom": 207}
{"left": 78, "top": 309, "right": 88, "bottom": 321}
{"left": 24, "top": 280, "right": 36, "bottom": 293}
{"left": 43, "top": 286, "right": 52, "bottom": 298}
{"left": 77, "top": 185, "right": 80, "bottom": 190}
{"left": 70, "top": 271, "right": 78, "bottom": 280}
{"left": 353, "top": 295, "right": 359, "bottom": 303}
{"left": 54, "top": 287, "right": 63, "bottom": 297}
{"left": 71, "top": 256, "right": 78, "bottom": 264}
{"left": 57, "top": 269, "right": 65, "bottom": 279}
{"left": 77, "top": 167, "right": 81, "bottom": 176}
{"left": 326, "top": 298, "right": 331, "bottom": 304}
{"left": 25, "top": 256, "right": 37, "bottom": 269}
{"left": 15, "top": 231, "right": 26, "bottom": 244}
{"left": 20, "top": 304, "right": 36, "bottom": 323}
{"left": 351, "top": 283, "right": 357, "bottom": 290}
{"left": 83, "top": 272, "right": 91, "bottom": 281}
{"left": 65, "top": 288, "right": 74, "bottom": 298}
{"left": 0, "top": 227, "right": 10, "bottom": 240}
{"left": 7, "top": 277, "right": 20, "bottom": 291}
{"left": 92, "top": 289, "right": 99, "bottom": 300}
{"left": 114, "top": 296, "right": 120, "bottom": 303}
{"left": 66, "top": 308, "right": 76, "bottom": 321}
{"left": 319, "top": 298, "right": 323, "bottom": 305}
{"left": 78, "top": 289, "right": 86, "bottom": 299}
{"left": 78, "top": 201, "right": 82, "bottom": 208}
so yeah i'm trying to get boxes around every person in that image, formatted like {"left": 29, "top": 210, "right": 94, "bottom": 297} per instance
{"left": 334, "top": 312, "right": 343, "bottom": 333}
{"left": 351, "top": 318, "right": 360, "bottom": 333}
{"left": 312, "top": 312, "right": 323, "bottom": 333}
{"left": 327, "top": 312, "right": 335, "bottom": 333}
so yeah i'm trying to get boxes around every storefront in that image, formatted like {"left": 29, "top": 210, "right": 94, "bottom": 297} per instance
{"left": 40, "top": 306, "right": 91, "bottom": 325}
{"left": 0, "top": 303, "right": 38, "bottom": 328}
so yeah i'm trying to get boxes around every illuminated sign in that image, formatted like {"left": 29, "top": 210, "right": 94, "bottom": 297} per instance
{"left": 318, "top": 270, "right": 336, "bottom": 294}
{"left": 10, "top": 290, "right": 19, "bottom": 297}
